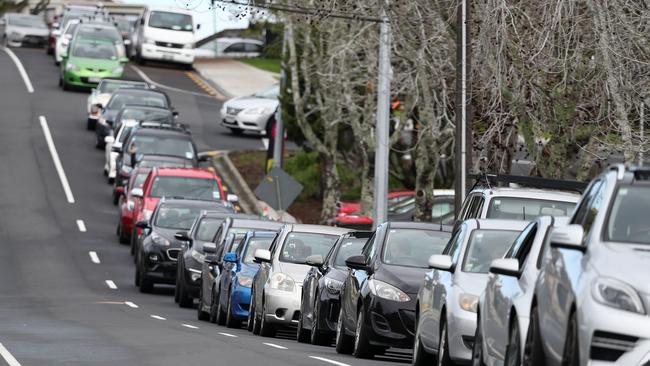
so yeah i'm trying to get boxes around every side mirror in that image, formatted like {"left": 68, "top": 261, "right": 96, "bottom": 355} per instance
{"left": 489, "top": 258, "right": 521, "bottom": 277}
{"left": 428, "top": 254, "right": 453, "bottom": 271}
{"left": 52, "top": 22, "right": 60, "bottom": 29}
{"left": 115, "top": 186, "right": 125, "bottom": 195}
{"left": 550, "top": 225, "right": 585, "bottom": 252}
{"left": 124, "top": 39, "right": 132, "bottom": 45}
{"left": 305, "top": 254, "right": 324, "bottom": 267}
{"left": 345, "top": 255, "right": 369, "bottom": 271}
{"left": 223, "top": 252, "right": 237, "bottom": 263}
{"left": 196, "top": 23, "right": 201, "bottom": 30}
{"left": 226, "top": 194, "right": 239, "bottom": 203}
{"left": 52, "top": 29, "right": 61, "bottom": 37}
{"left": 135, "top": 220, "right": 149, "bottom": 229}
{"left": 172, "top": 110, "right": 179, "bottom": 117}
{"left": 174, "top": 231, "right": 191, "bottom": 242}
{"left": 253, "top": 249, "right": 271, "bottom": 263}
{"left": 104, "top": 135, "right": 115, "bottom": 144}
{"left": 111, "top": 144, "right": 122, "bottom": 153}
{"left": 197, "top": 152, "right": 213, "bottom": 162}
{"left": 131, "top": 187, "right": 143, "bottom": 198}
{"left": 203, "top": 242, "right": 217, "bottom": 254}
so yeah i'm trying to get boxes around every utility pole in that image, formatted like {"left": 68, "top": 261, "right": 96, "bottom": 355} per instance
{"left": 211, "top": 0, "right": 218, "bottom": 56}
{"left": 640, "top": 102, "right": 645, "bottom": 166}
{"left": 373, "top": 9, "right": 391, "bottom": 228}
{"left": 272, "top": 27, "right": 289, "bottom": 169}
{"left": 454, "top": 0, "right": 471, "bottom": 217}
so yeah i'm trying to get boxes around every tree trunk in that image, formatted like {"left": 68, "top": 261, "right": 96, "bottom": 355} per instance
{"left": 319, "top": 152, "right": 340, "bottom": 224}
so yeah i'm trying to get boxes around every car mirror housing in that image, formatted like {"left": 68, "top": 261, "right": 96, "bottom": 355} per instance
{"left": 253, "top": 249, "right": 271, "bottom": 263}
{"left": 223, "top": 252, "right": 237, "bottom": 263}
{"left": 305, "top": 254, "right": 324, "bottom": 267}
{"left": 428, "top": 254, "right": 453, "bottom": 271}
{"left": 345, "top": 255, "right": 369, "bottom": 271}
{"left": 550, "top": 224, "right": 585, "bottom": 252}
{"left": 130, "top": 188, "right": 143, "bottom": 198}
{"left": 203, "top": 242, "right": 217, "bottom": 254}
{"left": 489, "top": 258, "right": 521, "bottom": 277}
{"left": 104, "top": 135, "right": 115, "bottom": 144}
{"left": 174, "top": 231, "right": 191, "bottom": 242}
{"left": 204, "top": 254, "right": 218, "bottom": 264}
{"left": 226, "top": 194, "right": 239, "bottom": 203}
{"left": 135, "top": 220, "right": 149, "bottom": 229}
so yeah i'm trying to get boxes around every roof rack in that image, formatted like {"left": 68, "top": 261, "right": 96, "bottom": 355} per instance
{"left": 609, "top": 164, "right": 650, "bottom": 181}
{"left": 137, "top": 120, "right": 189, "bottom": 133}
{"left": 468, "top": 173, "right": 588, "bottom": 193}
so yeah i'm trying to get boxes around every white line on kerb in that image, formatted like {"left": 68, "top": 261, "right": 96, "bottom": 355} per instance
{"left": 308, "top": 356, "right": 351, "bottom": 366}
{"left": 105, "top": 280, "right": 117, "bottom": 290}
{"left": 218, "top": 332, "right": 237, "bottom": 338}
{"left": 39, "top": 116, "right": 75, "bottom": 203}
{"left": 182, "top": 324, "right": 199, "bottom": 329}
{"left": 2, "top": 47, "right": 34, "bottom": 93}
{"left": 263, "top": 343, "right": 287, "bottom": 350}
{"left": 76, "top": 220, "right": 86, "bottom": 232}
{"left": 124, "top": 302, "right": 138, "bottom": 308}
{"left": 0, "top": 343, "right": 22, "bottom": 366}
{"left": 150, "top": 315, "right": 166, "bottom": 320}
{"left": 88, "top": 251, "right": 100, "bottom": 264}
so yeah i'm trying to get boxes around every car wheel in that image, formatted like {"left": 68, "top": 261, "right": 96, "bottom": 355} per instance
{"left": 297, "top": 302, "right": 311, "bottom": 343}
{"left": 177, "top": 269, "right": 193, "bottom": 308}
{"left": 247, "top": 292, "right": 255, "bottom": 332}
{"left": 138, "top": 260, "right": 153, "bottom": 293}
{"left": 112, "top": 190, "right": 120, "bottom": 206}
{"left": 216, "top": 289, "right": 227, "bottom": 325}
{"left": 209, "top": 288, "right": 219, "bottom": 324}
{"left": 252, "top": 294, "right": 262, "bottom": 335}
{"left": 134, "top": 263, "right": 140, "bottom": 287}
{"left": 353, "top": 309, "right": 374, "bottom": 359}
{"left": 471, "top": 314, "right": 486, "bottom": 366}
{"left": 197, "top": 286, "right": 209, "bottom": 321}
{"left": 335, "top": 307, "right": 354, "bottom": 354}
{"left": 504, "top": 319, "right": 521, "bottom": 366}
{"left": 437, "top": 320, "right": 455, "bottom": 366}
{"left": 561, "top": 312, "right": 579, "bottom": 366}
{"left": 413, "top": 316, "right": 435, "bottom": 366}
{"left": 62, "top": 78, "right": 70, "bottom": 91}
{"left": 130, "top": 227, "right": 137, "bottom": 257}
{"left": 118, "top": 222, "right": 129, "bottom": 244}
{"left": 225, "top": 291, "right": 240, "bottom": 328}
{"left": 229, "top": 128, "right": 243, "bottom": 135}
{"left": 259, "top": 301, "right": 276, "bottom": 337}
{"left": 311, "top": 301, "right": 330, "bottom": 346}
{"left": 523, "top": 306, "right": 546, "bottom": 366}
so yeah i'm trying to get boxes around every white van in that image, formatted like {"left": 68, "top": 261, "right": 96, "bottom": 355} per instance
{"left": 131, "top": 6, "right": 198, "bottom": 68}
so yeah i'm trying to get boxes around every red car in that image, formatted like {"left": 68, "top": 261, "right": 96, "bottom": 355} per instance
{"left": 334, "top": 190, "right": 415, "bottom": 227}
{"left": 117, "top": 167, "right": 151, "bottom": 244}
{"left": 129, "top": 167, "right": 226, "bottom": 253}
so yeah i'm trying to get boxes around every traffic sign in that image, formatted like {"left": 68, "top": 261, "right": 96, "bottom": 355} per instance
{"left": 254, "top": 167, "right": 303, "bottom": 211}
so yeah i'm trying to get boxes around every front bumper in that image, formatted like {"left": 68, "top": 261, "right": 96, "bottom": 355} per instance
{"left": 96, "top": 122, "right": 112, "bottom": 141}
{"left": 143, "top": 247, "right": 182, "bottom": 284}
{"left": 263, "top": 286, "right": 302, "bottom": 327}
{"left": 141, "top": 45, "right": 194, "bottom": 64}
{"left": 362, "top": 294, "right": 417, "bottom": 349}
{"left": 181, "top": 257, "right": 203, "bottom": 297}
{"left": 63, "top": 69, "right": 118, "bottom": 88}
{"left": 316, "top": 288, "right": 341, "bottom": 334}
{"left": 120, "top": 208, "right": 134, "bottom": 235}
{"left": 220, "top": 108, "right": 270, "bottom": 133}
{"left": 230, "top": 282, "right": 252, "bottom": 319}
{"left": 447, "top": 303, "right": 478, "bottom": 362}
{"left": 8, "top": 34, "right": 47, "bottom": 48}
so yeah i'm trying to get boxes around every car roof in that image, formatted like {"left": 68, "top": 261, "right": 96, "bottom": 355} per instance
{"left": 231, "top": 219, "right": 283, "bottom": 230}
{"left": 112, "top": 88, "right": 168, "bottom": 97}
{"left": 120, "top": 105, "right": 171, "bottom": 112}
{"left": 469, "top": 187, "right": 581, "bottom": 202}
{"left": 146, "top": 6, "right": 194, "bottom": 15}
{"left": 387, "top": 221, "right": 454, "bottom": 232}
{"left": 463, "top": 219, "right": 530, "bottom": 231}
{"left": 152, "top": 167, "right": 215, "bottom": 178}
{"left": 131, "top": 127, "right": 191, "bottom": 138}
{"left": 158, "top": 198, "right": 231, "bottom": 210}
{"left": 138, "top": 154, "right": 190, "bottom": 163}
{"left": 285, "top": 224, "right": 351, "bottom": 235}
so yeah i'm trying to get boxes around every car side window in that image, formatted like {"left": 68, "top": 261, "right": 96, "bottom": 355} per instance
{"left": 580, "top": 181, "right": 607, "bottom": 243}
{"left": 361, "top": 233, "right": 377, "bottom": 262}
{"left": 268, "top": 232, "right": 281, "bottom": 255}
{"left": 444, "top": 224, "right": 465, "bottom": 264}
{"left": 508, "top": 223, "right": 538, "bottom": 267}
{"left": 571, "top": 179, "right": 602, "bottom": 226}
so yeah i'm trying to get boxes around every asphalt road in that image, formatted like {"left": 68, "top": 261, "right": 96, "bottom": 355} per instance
{"left": 0, "top": 47, "right": 409, "bottom": 366}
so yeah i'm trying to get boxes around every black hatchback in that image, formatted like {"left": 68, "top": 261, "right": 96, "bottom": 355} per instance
{"left": 336, "top": 222, "right": 453, "bottom": 358}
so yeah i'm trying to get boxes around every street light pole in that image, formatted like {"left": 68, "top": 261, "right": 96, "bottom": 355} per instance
{"left": 373, "top": 9, "right": 391, "bottom": 228}
{"left": 454, "top": 0, "right": 471, "bottom": 217}
{"left": 211, "top": 0, "right": 218, "bottom": 56}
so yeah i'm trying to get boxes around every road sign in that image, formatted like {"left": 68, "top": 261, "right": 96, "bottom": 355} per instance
{"left": 254, "top": 167, "right": 303, "bottom": 211}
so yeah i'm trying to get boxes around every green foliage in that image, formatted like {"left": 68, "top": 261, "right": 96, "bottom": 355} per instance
{"left": 240, "top": 58, "right": 282, "bottom": 74}
{"left": 284, "top": 151, "right": 360, "bottom": 201}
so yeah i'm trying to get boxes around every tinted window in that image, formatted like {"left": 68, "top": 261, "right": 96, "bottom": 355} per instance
{"left": 582, "top": 182, "right": 606, "bottom": 241}
{"left": 77, "top": 25, "right": 121, "bottom": 42}
{"left": 280, "top": 232, "right": 339, "bottom": 264}
{"left": 154, "top": 206, "right": 204, "bottom": 230}
{"left": 121, "top": 109, "right": 172, "bottom": 124}
{"left": 99, "top": 81, "right": 146, "bottom": 93}
{"left": 333, "top": 238, "right": 368, "bottom": 268}
{"left": 196, "top": 218, "right": 224, "bottom": 242}
{"left": 138, "top": 158, "right": 190, "bottom": 169}
{"left": 243, "top": 237, "right": 274, "bottom": 264}
{"left": 244, "top": 43, "right": 263, "bottom": 52}
{"left": 444, "top": 225, "right": 465, "bottom": 264}
{"left": 149, "top": 176, "right": 220, "bottom": 200}
{"left": 382, "top": 229, "right": 450, "bottom": 268}
{"left": 506, "top": 222, "right": 538, "bottom": 267}
{"left": 253, "top": 84, "right": 279, "bottom": 99}
{"left": 462, "top": 230, "right": 520, "bottom": 273}
{"left": 71, "top": 41, "right": 117, "bottom": 59}
{"left": 572, "top": 180, "right": 602, "bottom": 225}
{"left": 487, "top": 197, "right": 575, "bottom": 220}
{"left": 149, "top": 11, "right": 192, "bottom": 31}
{"left": 107, "top": 93, "right": 168, "bottom": 109}
{"left": 224, "top": 43, "right": 245, "bottom": 53}
{"left": 605, "top": 186, "right": 650, "bottom": 245}
{"left": 8, "top": 15, "right": 46, "bottom": 28}
{"left": 127, "top": 135, "right": 194, "bottom": 159}
{"left": 132, "top": 172, "right": 148, "bottom": 188}
{"left": 65, "top": 23, "right": 79, "bottom": 35}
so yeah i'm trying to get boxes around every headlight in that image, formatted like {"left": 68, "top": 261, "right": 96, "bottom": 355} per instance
{"left": 190, "top": 249, "right": 204, "bottom": 262}
{"left": 98, "top": 117, "right": 108, "bottom": 126}
{"left": 459, "top": 293, "right": 479, "bottom": 313}
{"left": 10, "top": 31, "right": 21, "bottom": 38}
{"left": 188, "top": 268, "right": 202, "bottom": 282}
{"left": 592, "top": 278, "right": 645, "bottom": 314}
{"left": 245, "top": 107, "right": 274, "bottom": 115}
{"left": 151, "top": 232, "right": 170, "bottom": 246}
{"left": 324, "top": 278, "right": 343, "bottom": 294}
{"left": 127, "top": 200, "right": 135, "bottom": 211}
{"left": 269, "top": 272, "right": 295, "bottom": 292}
{"left": 368, "top": 279, "right": 410, "bottom": 302}
{"left": 112, "top": 65, "right": 124, "bottom": 75}
{"left": 143, "top": 209, "right": 154, "bottom": 220}
{"left": 144, "top": 37, "right": 155, "bottom": 45}
{"left": 66, "top": 62, "right": 79, "bottom": 71}
{"left": 183, "top": 42, "right": 195, "bottom": 49}
{"left": 238, "top": 276, "right": 253, "bottom": 288}
{"left": 120, "top": 165, "right": 132, "bottom": 177}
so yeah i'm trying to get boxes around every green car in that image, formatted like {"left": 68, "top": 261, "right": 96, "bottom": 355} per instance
{"left": 59, "top": 38, "right": 128, "bottom": 90}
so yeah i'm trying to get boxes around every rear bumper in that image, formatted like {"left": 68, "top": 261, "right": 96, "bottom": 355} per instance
{"left": 63, "top": 70, "right": 117, "bottom": 88}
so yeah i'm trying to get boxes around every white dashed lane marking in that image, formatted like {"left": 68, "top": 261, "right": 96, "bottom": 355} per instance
{"left": 218, "top": 332, "right": 237, "bottom": 338}
{"left": 105, "top": 280, "right": 117, "bottom": 290}
{"left": 308, "top": 356, "right": 351, "bottom": 366}
{"left": 150, "top": 315, "right": 166, "bottom": 320}
{"left": 76, "top": 220, "right": 86, "bottom": 232}
{"left": 88, "top": 251, "right": 100, "bottom": 264}
{"left": 0, "top": 342, "right": 22, "bottom": 366}
{"left": 124, "top": 302, "right": 138, "bottom": 309}
{"left": 182, "top": 324, "right": 199, "bottom": 329}
{"left": 263, "top": 343, "right": 287, "bottom": 350}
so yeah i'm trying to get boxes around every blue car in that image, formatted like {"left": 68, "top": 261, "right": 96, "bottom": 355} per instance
{"left": 217, "top": 230, "right": 277, "bottom": 328}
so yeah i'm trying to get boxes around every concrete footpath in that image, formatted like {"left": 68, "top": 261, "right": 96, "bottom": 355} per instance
{"left": 193, "top": 58, "right": 279, "bottom": 99}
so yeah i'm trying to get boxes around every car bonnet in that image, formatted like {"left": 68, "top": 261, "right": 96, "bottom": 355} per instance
{"left": 374, "top": 264, "right": 431, "bottom": 295}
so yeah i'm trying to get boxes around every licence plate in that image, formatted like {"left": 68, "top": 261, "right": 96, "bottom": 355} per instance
{"left": 224, "top": 116, "right": 235, "bottom": 123}
{"left": 162, "top": 54, "right": 173, "bottom": 60}
{"left": 88, "top": 77, "right": 102, "bottom": 83}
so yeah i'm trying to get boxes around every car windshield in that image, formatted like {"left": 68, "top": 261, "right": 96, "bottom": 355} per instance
{"left": 99, "top": 82, "right": 146, "bottom": 93}
{"left": 196, "top": 218, "right": 224, "bottom": 242}
{"left": 132, "top": 172, "right": 148, "bottom": 188}
{"left": 117, "top": 125, "right": 133, "bottom": 143}
{"left": 280, "top": 232, "right": 339, "bottom": 264}
{"left": 224, "top": 232, "right": 247, "bottom": 253}
{"left": 253, "top": 84, "right": 279, "bottom": 99}
{"left": 149, "top": 11, "right": 193, "bottom": 31}
{"left": 65, "top": 23, "right": 79, "bottom": 35}
{"left": 77, "top": 25, "right": 121, "bottom": 42}
{"left": 462, "top": 230, "right": 521, "bottom": 273}
{"left": 154, "top": 206, "right": 204, "bottom": 230}
{"left": 121, "top": 109, "right": 172, "bottom": 124}
{"left": 114, "top": 17, "right": 134, "bottom": 33}
{"left": 127, "top": 135, "right": 194, "bottom": 159}
{"left": 605, "top": 186, "right": 650, "bottom": 245}
{"left": 71, "top": 41, "right": 117, "bottom": 59}
{"left": 149, "top": 176, "right": 220, "bottom": 201}
{"left": 382, "top": 229, "right": 450, "bottom": 268}
{"left": 432, "top": 200, "right": 455, "bottom": 220}
{"left": 107, "top": 93, "right": 168, "bottom": 109}
{"left": 486, "top": 197, "right": 575, "bottom": 220}
{"left": 138, "top": 158, "right": 190, "bottom": 169}
{"left": 8, "top": 15, "right": 46, "bottom": 28}
{"left": 243, "top": 237, "right": 274, "bottom": 264}
{"left": 333, "top": 238, "right": 368, "bottom": 268}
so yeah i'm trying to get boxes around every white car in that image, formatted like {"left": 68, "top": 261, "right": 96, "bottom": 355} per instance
{"left": 103, "top": 120, "right": 138, "bottom": 183}
{"left": 86, "top": 79, "right": 148, "bottom": 130}
{"left": 525, "top": 165, "right": 650, "bottom": 366}
{"left": 413, "top": 219, "right": 527, "bottom": 366}
{"left": 220, "top": 84, "right": 279, "bottom": 136}
{"left": 54, "top": 19, "right": 79, "bottom": 65}
{"left": 472, "top": 215, "right": 568, "bottom": 366}
{"left": 0, "top": 13, "right": 49, "bottom": 48}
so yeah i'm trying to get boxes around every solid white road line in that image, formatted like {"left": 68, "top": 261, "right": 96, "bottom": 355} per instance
{"left": 105, "top": 280, "right": 117, "bottom": 290}
{"left": 308, "top": 356, "right": 351, "bottom": 366}
{"left": 39, "top": 116, "right": 75, "bottom": 203}
{"left": 2, "top": 47, "right": 34, "bottom": 93}
{"left": 88, "top": 251, "right": 100, "bottom": 264}
{"left": 124, "top": 302, "right": 138, "bottom": 309}
{"left": 0, "top": 343, "right": 22, "bottom": 366}
{"left": 182, "top": 324, "right": 199, "bottom": 329}
{"left": 263, "top": 343, "right": 287, "bottom": 350}
{"left": 218, "top": 332, "right": 237, "bottom": 338}
{"left": 76, "top": 220, "right": 86, "bottom": 232}
{"left": 150, "top": 315, "right": 166, "bottom": 320}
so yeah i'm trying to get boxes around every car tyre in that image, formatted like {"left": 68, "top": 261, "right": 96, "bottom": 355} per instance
{"left": 335, "top": 308, "right": 354, "bottom": 354}
{"left": 311, "top": 301, "right": 330, "bottom": 346}
{"left": 137, "top": 260, "right": 153, "bottom": 293}
{"left": 353, "top": 310, "right": 374, "bottom": 359}
{"left": 225, "top": 291, "right": 240, "bottom": 328}
{"left": 176, "top": 267, "right": 193, "bottom": 308}
{"left": 247, "top": 293, "right": 255, "bottom": 332}
{"left": 504, "top": 319, "right": 521, "bottom": 366}
{"left": 437, "top": 320, "right": 455, "bottom": 366}
{"left": 561, "top": 312, "right": 579, "bottom": 366}
{"left": 297, "top": 304, "right": 311, "bottom": 343}
{"left": 197, "top": 287, "right": 209, "bottom": 321}
{"left": 118, "top": 222, "right": 129, "bottom": 244}
{"left": 523, "top": 306, "right": 546, "bottom": 366}
{"left": 209, "top": 288, "right": 219, "bottom": 324}
{"left": 259, "top": 301, "right": 276, "bottom": 338}
{"left": 471, "top": 314, "right": 486, "bottom": 366}
{"left": 216, "top": 289, "right": 227, "bottom": 325}
{"left": 413, "top": 316, "right": 435, "bottom": 366}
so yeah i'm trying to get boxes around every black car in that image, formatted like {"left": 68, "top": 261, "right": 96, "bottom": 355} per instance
{"left": 197, "top": 218, "right": 284, "bottom": 323}
{"left": 298, "top": 231, "right": 372, "bottom": 345}
{"left": 95, "top": 88, "right": 174, "bottom": 148}
{"left": 175, "top": 212, "right": 259, "bottom": 308}
{"left": 388, "top": 194, "right": 456, "bottom": 224}
{"left": 336, "top": 222, "right": 453, "bottom": 358}
{"left": 134, "top": 198, "right": 233, "bottom": 293}
{"left": 113, "top": 105, "right": 174, "bottom": 132}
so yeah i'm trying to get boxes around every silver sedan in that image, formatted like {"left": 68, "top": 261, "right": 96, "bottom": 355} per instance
{"left": 414, "top": 219, "right": 527, "bottom": 366}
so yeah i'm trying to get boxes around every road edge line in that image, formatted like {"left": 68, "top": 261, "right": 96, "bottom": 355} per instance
{"left": 2, "top": 47, "right": 34, "bottom": 93}
{"left": 0, "top": 343, "right": 22, "bottom": 366}
{"left": 39, "top": 116, "right": 75, "bottom": 203}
